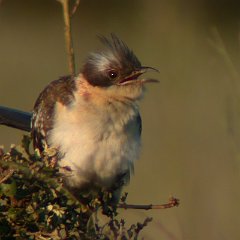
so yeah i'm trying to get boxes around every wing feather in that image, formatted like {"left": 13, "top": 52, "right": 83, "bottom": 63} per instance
{"left": 31, "top": 76, "right": 76, "bottom": 151}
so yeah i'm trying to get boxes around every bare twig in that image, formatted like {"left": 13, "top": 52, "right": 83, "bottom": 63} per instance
{"left": 0, "top": 146, "right": 4, "bottom": 157}
{"left": 118, "top": 197, "right": 179, "bottom": 210}
{"left": 71, "top": 0, "right": 81, "bottom": 17}
{"left": 13, "top": 230, "right": 58, "bottom": 238}
{"left": 58, "top": 0, "right": 76, "bottom": 75}
{"left": 209, "top": 27, "right": 240, "bottom": 85}
{"left": 0, "top": 169, "right": 14, "bottom": 184}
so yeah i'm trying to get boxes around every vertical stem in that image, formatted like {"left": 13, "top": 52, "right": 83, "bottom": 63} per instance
{"left": 60, "top": 0, "right": 76, "bottom": 75}
{"left": 71, "top": 0, "right": 81, "bottom": 16}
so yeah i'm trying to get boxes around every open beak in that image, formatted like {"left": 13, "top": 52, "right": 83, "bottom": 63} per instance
{"left": 118, "top": 66, "right": 159, "bottom": 86}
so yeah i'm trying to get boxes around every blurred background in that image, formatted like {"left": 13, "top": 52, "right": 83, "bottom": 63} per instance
{"left": 1, "top": 0, "right": 240, "bottom": 239}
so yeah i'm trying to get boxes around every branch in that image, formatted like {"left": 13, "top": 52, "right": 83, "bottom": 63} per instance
{"left": 209, "top": 27, "right": 240, "bottom": 86}
{"left": 71, "top": 0, "right": 81, "bottom": 17}
{"left": 0, "top": 1, "right": 78, "bottom": 131}
{"left": 118, "top": 197, "right": 179, "bottom": 210}
{"left": 0, "top": 106, "right": 32, "bottom": 132}
{"left": 58, "top": 0, "right": 76, "bottom": 76}
{"left": 0, "top": 169, "right": 14, "bottom": 184}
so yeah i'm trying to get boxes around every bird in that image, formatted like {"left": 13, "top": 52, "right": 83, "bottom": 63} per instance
{"left": 31, "top": 34, "right": 158, "bottom": 202}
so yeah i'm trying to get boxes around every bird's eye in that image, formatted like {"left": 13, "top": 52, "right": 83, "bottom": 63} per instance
{"left": 108, "top": 70, "right": 118, "bottom": 79}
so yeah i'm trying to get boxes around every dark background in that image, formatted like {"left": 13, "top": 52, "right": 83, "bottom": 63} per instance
{"left": 1, "top": 0, "right": 240, "bottom": 239}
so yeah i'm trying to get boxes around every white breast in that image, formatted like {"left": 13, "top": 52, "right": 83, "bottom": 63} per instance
{"left": 48, "top": 96, "right": 141, "bottom": 189}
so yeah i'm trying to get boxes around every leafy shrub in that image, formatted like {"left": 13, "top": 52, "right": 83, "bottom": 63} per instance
{"left": 0, "top": 135, "right": 152, "bottom": 239}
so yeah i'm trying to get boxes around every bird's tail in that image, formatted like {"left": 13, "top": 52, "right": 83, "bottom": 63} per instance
{"left": 0, "top": 105, "right": 32, "bottom": 132}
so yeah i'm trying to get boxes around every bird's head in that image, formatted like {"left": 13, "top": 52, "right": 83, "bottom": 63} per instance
{"left": 82, "top": 34, "right": 158, "bottom": 99}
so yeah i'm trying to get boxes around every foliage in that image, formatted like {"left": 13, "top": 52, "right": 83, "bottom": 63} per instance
{"left": 0, "top": 135, "right": 152, "bottom": 239}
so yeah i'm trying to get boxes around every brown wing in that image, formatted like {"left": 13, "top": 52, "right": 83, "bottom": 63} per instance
{"left": 31, "top": 75, "right": 76, "bottom": 152}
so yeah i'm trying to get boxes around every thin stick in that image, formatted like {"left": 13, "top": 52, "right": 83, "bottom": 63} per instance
{"left": 0, "top": 169, "right": 14, "bottom": 184}
{"left": 58, "top": 0, "right": 76, "bottom": 75}
{"left": 118, "top": 197, "right": 179, "bottom": 210}
{"left": 71, "top": 0, "right": 81, "bottom": 17}
{"left": 209, "top": 27, "right": 240, "bottom": 86}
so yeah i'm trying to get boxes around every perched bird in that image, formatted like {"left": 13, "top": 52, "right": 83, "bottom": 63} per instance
{"left": 31, "top": 34, "right": 158, "bottom": 201}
